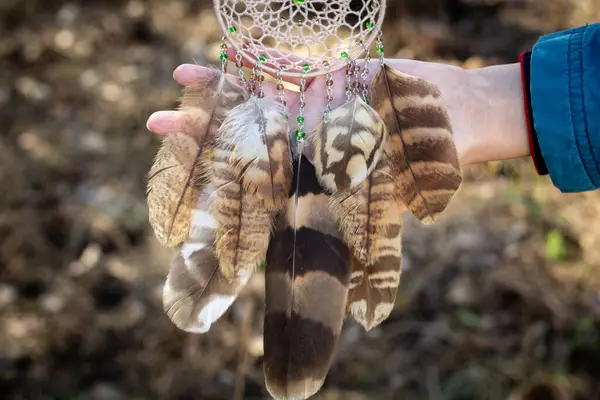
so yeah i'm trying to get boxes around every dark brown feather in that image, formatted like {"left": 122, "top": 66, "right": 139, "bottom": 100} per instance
{"left": 263, "top": 155, "right": 352, "bottom": 400}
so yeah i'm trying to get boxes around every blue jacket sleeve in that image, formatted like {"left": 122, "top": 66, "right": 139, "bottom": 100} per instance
{"left": 530, "top": 23, "right": 600, "bottom": 193}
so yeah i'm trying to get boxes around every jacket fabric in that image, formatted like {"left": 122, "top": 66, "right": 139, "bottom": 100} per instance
{"left": 530, "top": 23, "right": 600, "bottom": 192}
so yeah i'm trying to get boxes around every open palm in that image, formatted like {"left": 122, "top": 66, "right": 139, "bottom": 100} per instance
{"left": 147, "top": 56, "right": 382, "bottom": 136}
{"left": 146, "top": 55, "right": 495, "bottom": 168}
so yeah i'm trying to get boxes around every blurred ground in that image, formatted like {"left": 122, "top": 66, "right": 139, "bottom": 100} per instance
{"left": 1, "top": 0, "right": 600, "bottom": 399}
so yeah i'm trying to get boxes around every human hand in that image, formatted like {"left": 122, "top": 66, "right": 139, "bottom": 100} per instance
{"left": 147, "top": 57, "right": 529, "bottom": 167}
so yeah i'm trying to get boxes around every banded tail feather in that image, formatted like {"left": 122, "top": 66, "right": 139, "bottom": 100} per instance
{"left": 163, "top": 190, "right": 253, "bottom": 333}
{"left": 345, "top": 195, "right": 403, "bottom": 331}
{"left": 264, "top": 155, "right": 352, "bottom": 400}
{"left": 147, "top": 68, "right": 248, "bottom": 247}
{"left": 215, "top": 97, "right": 293, "bottom": 211}
{"left": 328, "top": 157, "right": 403, "bottom": 330}
{"left": 310, "top": 97, "right": 387, "bottom": 194}
{"left": 207, "top": 149, "right": 273, "bottom": 281}
{"left": 329, "top": 156, "right": 398, "bottom": 265}
{"left": 370, "top": 64, "right": 462, "bottom": 224}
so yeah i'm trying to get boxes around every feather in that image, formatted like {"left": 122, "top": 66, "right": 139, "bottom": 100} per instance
{"left": 147, "top": 68, "right": 248, "bottom": 247}
{"left": 328, "top": 155, "right": 403, "bottom": 330}
{"left": 263, "top": 155, "right": 352, "bottom": 400}
{"left": 208, "top": 98, "right": 292, "bottom": 280}
{"left": 207, "top": 155, "right": 274, "bottom": 281}
{"left": 310, "top": 97, "right": 387, "bottom": 194}
{"left": 370, "top": 64, "right": 462, "bottom": 224}
{"left": 346, "top": 253, "right": 402, "bottom": 331}
{"left": 344, "top": 186, "right": 402, "bottom": 330}
{"left": 328, "top": 156, "right": 398, "bottom": 264}
{"left": 162, "top": 189, "right": 253, "bottom": 333}
{"left": 214, "top": 97, "right": 292, "bottom": 210}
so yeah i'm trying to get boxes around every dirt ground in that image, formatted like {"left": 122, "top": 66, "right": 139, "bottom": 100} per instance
{"left": 1, "top": 0, "right": 600, "bottom": 399}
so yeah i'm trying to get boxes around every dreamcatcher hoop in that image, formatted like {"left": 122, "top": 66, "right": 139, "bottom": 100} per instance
{"left": 213, "top": 0, "right": 386, "bottom": 78}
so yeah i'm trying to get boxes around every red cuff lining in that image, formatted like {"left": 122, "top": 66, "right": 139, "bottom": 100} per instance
{"left": 519, "top": 51, "right": 543, "bottom": 175}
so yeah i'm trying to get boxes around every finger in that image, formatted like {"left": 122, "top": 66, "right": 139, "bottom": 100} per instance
{"left": 146, "top": 111, "right": 189, "bottom": 135}
{"left": 173, "top": 63, "right": 242, "bottom": 87}
{"left": 262, "top": 82, "right": 299, "bottom": 107}
{"left": 147, "top": 90, "right": 298, "bottom": 137}
{"left": 225, "top": 48, "right": 315, "bottom": 87}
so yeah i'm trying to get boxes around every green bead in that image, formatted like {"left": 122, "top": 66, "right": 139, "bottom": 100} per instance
{"left": 295, "top": 129, "right": 306, "bottom": 139}
{"left": 364, "top": 99, "right": 370, "bottom": 105}
{"left": 341, "top": 51, "right": 349, "bottom": 59}
{"left": 259, "top": 54, "right": 267, "bottom": 62}
{"left": 376, "top": 47, "right": 384, "bottom": 55}
{"left": 365, "top": 20, "right": 374, "bottom": 29}
{"left": 220, "top": 53, "right": 228, "bottom": 60}
{"left": 296, "top": 116, "right": 304, "bottom": 124}
{"left": 295, "top": 0, "right": 305, "bottom": 4}
{"left": 228, "top": 26, "right": 237, "bottom": 33}
{"left": 302, "top": 64, "right": 310, "bottom": 73}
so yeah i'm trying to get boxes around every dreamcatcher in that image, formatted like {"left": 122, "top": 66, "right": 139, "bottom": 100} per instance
{"left": 146, "top": 1, "right": 462, "bottom": 399}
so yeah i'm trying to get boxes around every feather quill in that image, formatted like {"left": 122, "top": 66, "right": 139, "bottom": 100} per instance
{"left": 147, "top": 68, "right": 248, "bottom": 247}
{"left": 263, "top": 155, "right": 352, "bottom": 400}
{"left": 370, "top": 65, "right": 462, "bottom": 224}
{"left": 310, "top": 97, "right": 387, "bottom": 194}
{"left": 209, "top": 97, "right": 292, "bottom": 280}
{"left": 162, "top": 189, "right": 253, "bottom": 333}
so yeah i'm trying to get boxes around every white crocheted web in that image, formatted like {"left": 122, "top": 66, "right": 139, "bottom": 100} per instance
{"left": 213, "top": 0, "right": 386, "bottom": 78}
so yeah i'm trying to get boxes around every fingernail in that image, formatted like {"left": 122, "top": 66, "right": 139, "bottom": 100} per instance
{"left": 147, "top": 111, "right": 178, "bottom": 133}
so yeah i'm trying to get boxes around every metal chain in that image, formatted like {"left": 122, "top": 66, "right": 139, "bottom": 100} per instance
{"left": 253, "top": 61, "right": 264, "bottom": 98}
{"left": 345, "top": 58, "right": 354, "bottom": 102}
{"left": 249, "top": 62, "right": 257, "bottom": 96}
{"left": 324, "top": 61, "right": 334, "bottom": 118}
{"left": 352, "top": 56, "right": 361, "bottom": 97}
{"left": 220, "top": 36, "right": 228, "bottom": 73}
{"left": 235, "top": 49, "right": 248, "bottom": 92}
{"left": 376, "top": 29, "right": 385, "bottom": 67}
{"left": 296, "top": 72, "right": 307, "bottom": 146}
{"left": 360, "top": 44, "right": 371, "bottom": 103}
{"left": 275, "top": 69, "right": 287, "bottom": 119}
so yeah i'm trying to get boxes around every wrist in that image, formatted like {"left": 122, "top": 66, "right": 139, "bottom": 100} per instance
{"left": 463, "top": 63, "right": 531, "bottom": 165}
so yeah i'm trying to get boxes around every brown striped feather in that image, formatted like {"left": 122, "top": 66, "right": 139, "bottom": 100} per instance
{"left": 310, "top": 97, "right": 387, "bottom": 194}
{"left": 162, "top": 189, "right": 253, "bottom": 333}
{"left": 345, "top": 199, "right": 402, "bottom": 330}
{"left": 214, "top": 97, "right": 292, "bottom": 211}
{"left": 147, "top": 68, "right": 248, "bottom": 246}
{"left": 264, "top": 155, "right": 352, "bottom": 400}
{"left": 329, "top": 156, "right": 397, "bottom": 264}
{"left": 328, "top": 156, "right": 403, "bottom": 330}
{"left": 206, "top": 149, "right": 273, "bottom": 281}
{"left": 370, "top": 64, "right": 462, "bottom": 225}
{"left": 207, "top": 98, "right": 292, "bottom": 280}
